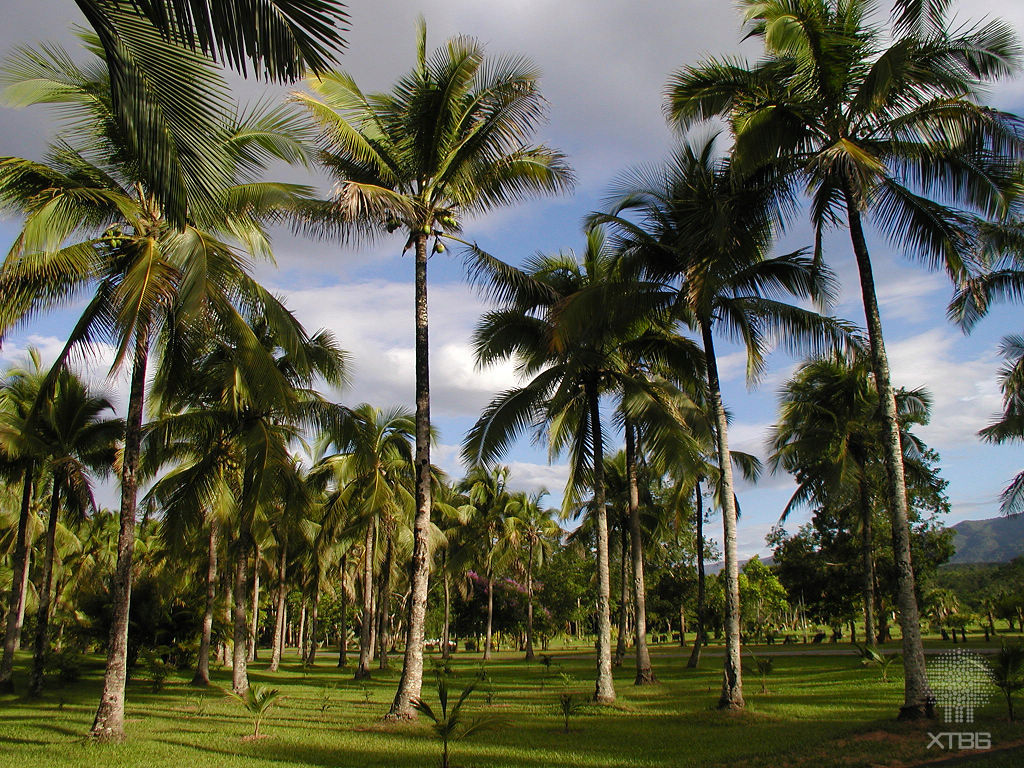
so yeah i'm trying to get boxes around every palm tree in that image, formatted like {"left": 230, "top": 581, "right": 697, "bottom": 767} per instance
{"left": 591, "top": 135, "right": 848, "bottom": 709}
{"left": 27, "top": 368, "right": 121, "bottom": 696}
{"left": 769, "top": 356, "right": 932, "bottom": 648}
{"left": 0, "top": 350, "right": 46, "bottom": 692}
{"left": 505, "top": 490, "right": 561, "bottom": 661}
{"left": 145, "top": 319, "right": 346, "bottom": 694}
{"left": 293, "top": 20, "right": 572, "bottom": 718}
{"left": 667, "top": 0, "right": 1021, "bottom": 718}
{"left": 458, "top": 465, "right": 515, "bottom": 662}
{"left": 0, "top": 39, "right": 319, "bottom": 738}
{"left": 464, "top": 227, "right": 679, "bottom": 703}
{"left": 978, "top": 336, "right": 1024, "bottom": 514}
{"left": 314, "top": 404, "right": 416, "bottom": 681}
{"left": 70, "top": 0, "right": 347, "bottom": 228}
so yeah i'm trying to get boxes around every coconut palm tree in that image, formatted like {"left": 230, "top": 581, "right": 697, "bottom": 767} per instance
{"left": 0, "top": 39, "right": 319, "bottom": 738}
{"left": 0, "top": 350, "right": 47, "bottom": 692}
{"left": 667, "top": 0, "right": 1021, "bottom": 718}
{"left": 26, "top": 369, "right": 121, "bottom": 696}
{"left": 293, "top": 20, "right": 572, "bottom": 718}
{"left": 314, "top": 404, "right": 416, "bottom": 681}
{"left": 769, "top": 356, "right": 933, "bottom": 648}
{"left": 69, "top": 0, "right": 347, "bottom": 228}
{"left": 591, "top": 135, "right": 849, "bottom": 709}
{"left": 505, "top": 490, "right": 561, "bottom": 662}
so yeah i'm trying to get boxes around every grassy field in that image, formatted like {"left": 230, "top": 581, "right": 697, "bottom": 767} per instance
{"left": 2, "top": 640, "right": 1023, "bottom": 768}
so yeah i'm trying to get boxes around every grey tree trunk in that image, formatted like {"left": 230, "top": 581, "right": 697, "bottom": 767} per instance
{"left": 701, "top": 324, "right": 744, "bottom": 710}
{"left": 0, "top": 463, "right": 34, "bottom": 692}
{"left": 626, "top": 421, "right": 655, "bottom": 684}
{"left": 91, "top": 328, "right": 149, "bottom": 741}
{"left": 587, "top": 380, "right": 615, "bottom": 704}
{"left": 687, "top": 479, "right": 706, "bottom": 669}
{"left": 484, "top": 569, "right": 494, "bottom": 661}
{"left": 297, "top": 599, "right": 306, "bottom": 660}
{"left": 192, "top": 519, "right": 218, "bottom": 685}
{"left": 306, "top": 590, "right": 319, "bottom": 665}
{"left": 377, "top": 531, "right": 393, "bottom": 670}
{"left": 389, "top": 233, "right": 433, "bottom": 719}
{"left": 29, "top": 476, "right": 61, "bottom": 696}
{"left": 338, "top": 553, "right": 348, "bottom": 667}
{"left": 614, "top": 520, "right": 628, "bottom": 667}
{"left": 441, "top": 562, "right": 452, "bottom": 660}
{"left": 355, "top": 522, "right": 374, "bottom": 680}
{"left": 525, "top": 540, "right": 535, "bottom": 661}
{"left": 845, "top": 199, "right": 931, "bottom": 720}
{"left": 231, "top": 532, "right": 250, "bottom": 694}
{"left": 269, "top": 547, "right": 287, "bottom": 672}
{"left": 248, "top": 545, "right": 260, "bottom": 662}
{"left": 858, "top": 477, "right": 877, "bottom": 649}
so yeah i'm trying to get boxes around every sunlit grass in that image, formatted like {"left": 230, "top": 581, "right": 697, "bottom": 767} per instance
{"left": 2, "top": 639, "right": 1023, "bottom": 767}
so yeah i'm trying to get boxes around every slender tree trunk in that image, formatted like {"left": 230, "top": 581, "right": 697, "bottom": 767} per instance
{"left": 248, "top": 545, "right": 260, "bottom": 662}
{"left": 297, "top": 599, "right": 306, "bottom": 659}
{"left": 306, "top": 589, "right": 319, "bottom": 665}
{"left": 525, "top": 540, "right": 536, "bottom": 661}
{"left": 845, "top": 200, "right": 931, "bottom": 720}
{"left": 701, "top": 325, "right": 744, "bottom": 710}
{"left": 626, "top": 421, "right": 655, "bottom": 684}
{"left": 688, "top": 478, "right": 706, "bottom": 669}
{"left": 269, "top": 547, "right": 287, "bottom": 672}
{"left": 29, "top": 476, "right": 61, "bottom": 696}
{"left": 587, "top": 380, "right": 615, "bottom": 704}
{"left": 377, "top": 530, "right": 393, "bottom": 670}
{"left": 614, "top": 520, "right": 628, "bottom": 667}
{"left": 858, "top": 477, "right": 877, "bottom": 649}
{"left": 0, "top": 462, "right": 34, "bottom": 692}
{"left": 355, "top": 522, "right": 374, "bottom": 680}
{"left": 483, "top": 568, "right": 494, "bottom": 661}
{"left": 390, "top": 232, "right": 433, "bottom": 719}
{"left": 231, "top": 528, "right": 250, "bottom": 694}
{"left": 338, "top": 553, "right": 348, "bottom": 667}
{"left": 92, "top": 328, "right": 149, "bottom": 741}
{"left": 441, "top": 560, "right": 452, "bottom": 660}
{"left": 192, "top": 519, "right": 218, "bottom": 685}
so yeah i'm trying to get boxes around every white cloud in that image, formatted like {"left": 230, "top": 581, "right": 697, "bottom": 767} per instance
{"left": 887, "top": 329, "right": 1003, "bottom": 447}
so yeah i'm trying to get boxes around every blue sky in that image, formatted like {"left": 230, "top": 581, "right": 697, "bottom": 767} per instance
{"left": 1, "top": 0, "right": 1022, "bottom": 558}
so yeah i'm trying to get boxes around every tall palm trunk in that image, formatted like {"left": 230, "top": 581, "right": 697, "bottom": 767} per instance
{"left": 297, "top": 599, "right": 306, "bottom": 659}
{"left": 355, "top": 522, "right": 374, "bottom": 680}
{"left": 626, "top": 421, "right": 655, "bottom": 684}
{"left": 845, "top": 199, "right": 930, "bottom": 720}
{"left": 0, "top": 462, "right": 34, "bottom": 692}
{"left": 338, "top": 553, "right": 348, "bottom": 667}
{"left": 29, "top": 476, "right": 61, "bottom": 696}
{"left": 614, "top": 520, "right": 628, "bottom": 667}
{"left": 587, "top": 379, "right": 615, "bottom": 704}
{"left": 306, "top": 589, "right": 319, "bottom": 665}
{"left": 92, "top": 328, "right": 149, "bottom": 741}
{"left": 269, "top": 547, "right": 287, "bottom": 672}
{"left": 858, "top": 477, "right": 877, "bottom": 649}
{"left": 248, "top": 545, "right": 260, "bottom": 661}
{"left": 687, "top": 479, "right": 706, "bottom": 669}
{"left": 702, "top": 325, "right": 744, "bottom": 710}
{"left": 192, "top": 519, "right": 218, "bottom": 685}
{"left": 441, "top": 559, "right": 452, "bottom": 660}
{"left": 525, "top": 539, "right": 535, "bottom": 661}
{"left": 231, "top": 526, "right": 251, "bottom": 694}
{"left": 377, "top": 531, "right": 393, "bottom": 670}
{"left": 483, "top": 568, "right": 494, "bottom": 661}
{"left": 390, "top": 232, "right": 433, "bottom": 719}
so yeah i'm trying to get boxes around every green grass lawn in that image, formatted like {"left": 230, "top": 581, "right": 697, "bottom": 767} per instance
{"left": 2, "top": 641, "right": 1023, "bottom": 768}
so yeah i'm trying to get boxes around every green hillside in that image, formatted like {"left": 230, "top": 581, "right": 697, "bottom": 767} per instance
{"left": 949, "top": 515, "right": 1024, "bottom": 564}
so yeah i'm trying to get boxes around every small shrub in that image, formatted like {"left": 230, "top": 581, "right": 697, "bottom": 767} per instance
{"left": 140, "top": 646, "right": 172, "bottom": 692}
{"left": 856, "top": 643, "right": 900, "bottom": 683}
{"left": 318, "top": 684, "right": 336, "bottom": 717}
{"left": 44, "top": 650, "right": 83, "bottom": 686}
{"left": 227, "top": 684, "right": 281, "bottom": 739}
{"left": 412, "top": 672, "right": 499, "bottom": 768}
{"left": 556, "top": 673, "right": 586, "bottom": 732}
{"left": 988, "top": 642, "right": 1024, "bottom": 722}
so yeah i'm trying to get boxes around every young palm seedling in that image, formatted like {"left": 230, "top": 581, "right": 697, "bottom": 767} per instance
{"left": 557, "top": 673, "right": 586, "bottom": 733}
{"left": 227, "top": 684, "right": 282, "bottom": 739}
{"left": 988, "top": 643, "right": 1024, "bottom": 721}
{"left": 856, "top": 643, "right": 900, "bottom": 683}
{"left": 748, "top": 652, "right": 775, "bottom": 694}
{"left": 412, "top": 673, "right": 499, "bottom": 768}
